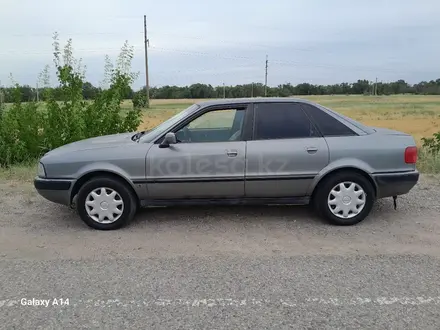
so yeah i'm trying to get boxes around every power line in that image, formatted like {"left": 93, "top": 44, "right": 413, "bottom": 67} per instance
{"left": 0, "top": 64, "right": 264, "bottom": 82}
{"left": 0, "top": 43, "right": 418, "bottom": 75}
{"left": 1, "top": 28, "right": 426, "bottom": 65}
{"left": 149, "top": 46, "right": 254, "bottom": 61}
{"left": 4, "top": 29, "right": 412, "bottom": 62}
{"left": 7, "top": 32, "right": 144, "bottom": 37}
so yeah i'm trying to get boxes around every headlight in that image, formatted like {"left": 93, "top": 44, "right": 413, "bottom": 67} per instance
{"left": 37, "top": 162, "right": 46, "bottom": 178}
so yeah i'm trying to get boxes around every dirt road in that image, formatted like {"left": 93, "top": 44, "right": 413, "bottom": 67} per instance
{"left": 1, "top": 175, "right": 439, "bottom": 329}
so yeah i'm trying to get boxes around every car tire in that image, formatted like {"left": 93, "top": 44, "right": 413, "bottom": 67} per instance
{"left": 76, "top": 176, "right": 138, "bottom": 230}
{"left": 313, "top": 171, "right": 375, "bottom": 226}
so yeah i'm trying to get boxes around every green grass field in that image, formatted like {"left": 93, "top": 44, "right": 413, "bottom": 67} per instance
{"left": 137, "top": 95, "right": 440, "bottom": 145}
{"left": 6, "top": 95, "right": 440, "bottom": 143}
{"left": 1, "top": 95, "right": 440, "bottom": 182}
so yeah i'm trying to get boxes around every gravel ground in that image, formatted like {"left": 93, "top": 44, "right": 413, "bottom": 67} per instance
{"left": 0, "top": 174, "right": 440, "bottom": 329}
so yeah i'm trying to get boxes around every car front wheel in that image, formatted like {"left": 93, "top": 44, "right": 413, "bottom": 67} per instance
{"left": 314, "top": 171, "right": 375, "bottom": 226}
{"left": 76, "top": 176, "right": 137, "bottom": 230}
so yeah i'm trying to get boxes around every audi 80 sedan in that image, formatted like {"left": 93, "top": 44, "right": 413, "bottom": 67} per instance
{"left": 34, "top": 98, "right": 419, "bottom": 230}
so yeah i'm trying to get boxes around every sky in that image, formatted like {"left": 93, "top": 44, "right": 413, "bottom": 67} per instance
{"left": 1, "top": 0, "right": 440, "bottom": 89}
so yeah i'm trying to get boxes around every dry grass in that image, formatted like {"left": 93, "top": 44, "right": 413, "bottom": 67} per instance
{"left": 138, "top": 95, "right": 440, "bottom": 145}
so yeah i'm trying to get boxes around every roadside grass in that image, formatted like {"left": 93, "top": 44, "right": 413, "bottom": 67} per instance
{"left": 417, "top": 149, "right": 440, "bottom": 174}
{"left": 1, "top": 95, "right": 440, "bottom": 183}
{"left": 0, "top": 161, "right": 38, "bottom": 183}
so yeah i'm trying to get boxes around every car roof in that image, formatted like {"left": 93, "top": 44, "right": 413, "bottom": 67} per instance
{"left": 195, "top": 97, "right": 317, "bottom": 107}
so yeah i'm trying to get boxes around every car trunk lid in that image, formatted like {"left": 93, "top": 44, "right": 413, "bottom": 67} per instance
{"left": 370, "top": 127, "right": 411, "bottom": 136}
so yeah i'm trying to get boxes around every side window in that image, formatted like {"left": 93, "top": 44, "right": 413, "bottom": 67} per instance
{"left": 188, "top": 109, "right": 236, "bottom": 129}
{"left": 175, "top": 108, "right": 246, "bottom": 143}
{"left": 301, "top": 104, "right": 357, "bottom": 137}
{"left": 253, "top": 103, "right": 320, "bottom": 140}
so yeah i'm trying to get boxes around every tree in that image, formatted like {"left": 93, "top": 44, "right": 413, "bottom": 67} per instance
{"left": 82, "top": 81, "right": 99, "bottom": 99}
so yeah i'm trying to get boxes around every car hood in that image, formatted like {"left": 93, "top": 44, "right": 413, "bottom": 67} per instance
{"left": 44, "top": 132, "right": 137, "bottom": 156}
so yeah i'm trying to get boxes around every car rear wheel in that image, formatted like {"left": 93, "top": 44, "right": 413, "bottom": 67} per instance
{"left": 76, "top": 176, "right": 137, "bottom": 230}
{"left": 313, "top": 171, "right": 375, "bottom": 226}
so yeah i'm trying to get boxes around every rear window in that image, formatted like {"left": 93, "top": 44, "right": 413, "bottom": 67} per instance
{"left": 301, "top": 103, "right": 357, "bottom": 137}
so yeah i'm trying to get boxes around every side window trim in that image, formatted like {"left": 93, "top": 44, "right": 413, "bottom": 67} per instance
{"left": 154, "top": 104, "right": 250, "bottom": 144}
{"left": 250, "top": 102, "right": 322, "bottom": 141}
{"left": 298, "top": 103, "right": 325, "bottom": 138}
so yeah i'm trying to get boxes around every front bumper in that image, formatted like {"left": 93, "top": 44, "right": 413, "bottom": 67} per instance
{"left": 372, "top": 170, "right": 420, "bottom": 198}
{"left": 34, "top": 177, "right": 73, "bottom": 206}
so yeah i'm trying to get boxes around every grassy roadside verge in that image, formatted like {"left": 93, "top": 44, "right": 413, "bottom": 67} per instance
{"left": 0, "top": 150, "right": 439, "bottom": 185}
{"left": 0, "top": 161, "right": 39, "bottom": 183}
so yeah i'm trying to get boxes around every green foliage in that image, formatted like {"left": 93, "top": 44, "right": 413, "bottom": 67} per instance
{"left": 421, "top": 132, "right": 440, "bottom": 154}
{"left": 417, "top": 147, "right": 440, "bottom": 174}
{"left": 0, "top": 33, "right": 142, "bottom": 167}
{"left": 144, "top": 79, "right": 440, "bottom": 99}
{"left": 132, "top": 90, "right": 148, "bottom": 108}
{"left": 0, "top": 86, "right": 42, "bottom": 166}
{"left": 3, "top": 78, "right": 440, "bottom": 103}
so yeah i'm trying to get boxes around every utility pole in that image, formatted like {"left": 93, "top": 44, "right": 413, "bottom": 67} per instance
{"left": 223, "top": 83, "right": 226, "bottom": 98}
{"left": 264, "top": 55, "right": 268, "bottom": 97}
{"left": 0, "top": 80, "right": 3, "bottom": 107}
{"left": 143, "top": 15, "right": 150, "bottom": 108}
{"left": 375, "top": 77, "right": 378, "bottom": 96}
{"left": 251, "top": 82, "right": 254, "bottom": 98}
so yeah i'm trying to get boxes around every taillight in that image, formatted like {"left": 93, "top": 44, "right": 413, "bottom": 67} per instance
{"left": 404, "top": 146, "right": 418, "bottom": 164}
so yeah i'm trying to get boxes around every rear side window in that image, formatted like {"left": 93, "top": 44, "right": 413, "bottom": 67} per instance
{"left": 253, "top": 103, "right": 320, "bottom": 140}
{"left": 301, "top": 103, "right": 357, "bottom": 137}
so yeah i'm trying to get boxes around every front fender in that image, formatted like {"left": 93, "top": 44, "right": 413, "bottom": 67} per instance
{"left": 74, "top": 162, "right": 133, "bottom": 184}
{"left": 307, "top": 158, "right": 377, "bottom": 196}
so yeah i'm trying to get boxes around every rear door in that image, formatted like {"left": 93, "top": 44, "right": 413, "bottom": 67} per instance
{"left": 245, "top": 102, "right": 329, "bottom": 197}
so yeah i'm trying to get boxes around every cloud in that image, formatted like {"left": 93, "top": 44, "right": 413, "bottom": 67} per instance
{"left": 1, "top": 0, "right": 439, "bottom": 88}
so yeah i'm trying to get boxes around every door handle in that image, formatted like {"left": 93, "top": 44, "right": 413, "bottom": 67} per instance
{"left": 306, "top": 147, "right": 318, "bottom": 153}
{"left": 226, "top": 150, "right": 238, "bottom": 157}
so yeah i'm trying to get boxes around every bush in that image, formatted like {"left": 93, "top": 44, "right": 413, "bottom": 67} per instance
{"left": 421, "top": 132, "right": 440, "bottom": 155}
{"left": 419, "top": 132, "right": 440, "bottom": 174}
{"left": 0, "top": 85, "right": 42, "bottom": 166}
{"left": 0, "top": 33, "right": 142, "bottom": 167}
{"left": 132, "top": 90, "right": 148, "bottom": 108}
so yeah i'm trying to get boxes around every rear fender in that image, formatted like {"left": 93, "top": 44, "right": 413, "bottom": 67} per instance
{"left": 307, "top": 158, "right": 377, "bottom": 196}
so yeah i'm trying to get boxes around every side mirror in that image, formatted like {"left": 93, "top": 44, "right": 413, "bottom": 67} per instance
{"left": 159, "top": 132, "right": 177, "bottom": 148}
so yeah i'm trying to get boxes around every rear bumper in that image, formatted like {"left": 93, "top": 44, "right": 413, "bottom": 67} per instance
{"left": 34, "top": 177, "right": 73, "bottom": 206}
{"left": 372, "top": 170, "right": 419, "bottom": 198}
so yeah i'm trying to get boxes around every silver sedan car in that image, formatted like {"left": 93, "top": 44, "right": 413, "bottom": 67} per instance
{"left": 34, "top": 98, "right": 419, "bottom": 230}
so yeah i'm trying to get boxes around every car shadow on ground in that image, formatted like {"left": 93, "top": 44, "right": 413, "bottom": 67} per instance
{"left": 135, "top": 204, "right": 319, "bottom": 222}
{"left": 35, "top": 196, "right": 399, "bottom": 231}
{"left": 135, "top": 195, "right": 396, "bottom": 218}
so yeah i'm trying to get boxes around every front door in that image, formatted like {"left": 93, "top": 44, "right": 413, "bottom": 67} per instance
{"left": 146, "top": 107, "right": 248, "bottom": 199}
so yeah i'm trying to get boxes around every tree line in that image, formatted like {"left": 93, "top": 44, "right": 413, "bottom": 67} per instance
{"left": 2, "top": 78, "right": 440, "bottom": 103}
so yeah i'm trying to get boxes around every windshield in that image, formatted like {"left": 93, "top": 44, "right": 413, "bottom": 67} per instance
{"left": 140, "top": 103, "right": 200, "bottom": 142}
